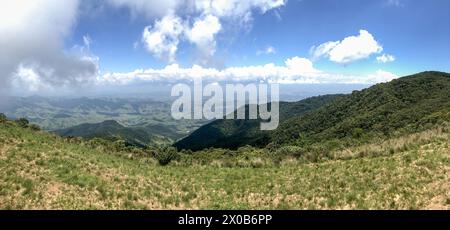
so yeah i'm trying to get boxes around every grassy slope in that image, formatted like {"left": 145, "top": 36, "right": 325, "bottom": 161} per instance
{"left": 1, "top": 122, "right": 449, "bottom": 210}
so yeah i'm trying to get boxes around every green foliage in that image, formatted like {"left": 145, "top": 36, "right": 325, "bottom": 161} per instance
{"left": 28, "top": 124, "right": 41, "bottom": 131}
{"left": 175, "top": 94, "right": 341, "bottom": 150}
{"left": 15, "top": 118, "right": 29, "bottom": 128}
{"left": 274, "top": 145, "right": 305, "bottom": 157}
{"left": 273, "top": 72, "right": 450, "bottom": 148}
{"left": 153, "top": 146, "right": 179, "bottom": 166}
{"left": 351, "top": 128, "right": 365, "bottom": 139}
{"left": 0, "top": 113, "right": 7, "bottom": 123}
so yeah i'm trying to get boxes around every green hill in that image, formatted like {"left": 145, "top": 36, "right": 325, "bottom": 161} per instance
{"left": 0, "top": 97, "right": 206, "bottom": 141}
{"left": 175, "top": 71, "right": 450, "bottom": 151}
{"left": 54, "top": 120, "right": 170, "bottom": 147}
{"left": 174, "top": 94, "right": 342, "bottom": 150}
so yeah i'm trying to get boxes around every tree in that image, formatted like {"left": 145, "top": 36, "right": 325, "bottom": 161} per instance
{"left": 15, "top": 118, "right": 29, "bottom": 128}
{"left": 29, "top": 124, "right": 41, "bottom": 131}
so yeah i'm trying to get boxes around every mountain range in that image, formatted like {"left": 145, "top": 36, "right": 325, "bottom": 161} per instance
{"left": 175, "top": 71, "right": 450, "bottom": 151}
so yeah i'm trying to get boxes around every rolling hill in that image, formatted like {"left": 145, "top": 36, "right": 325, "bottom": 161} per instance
{"left": 0, "top": 97, "right": 206, "bottom": 141}
{"left": 175, "top": 71, "right": 450, "bottom": 151}
{"left": 174, "top": 94, "right": 341, "bottom": 150}
{"left": 54, "top": 120, "right": 171, "bottom": 147}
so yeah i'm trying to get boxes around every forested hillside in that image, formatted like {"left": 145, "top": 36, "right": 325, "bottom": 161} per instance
{"left": 176, "top": 71, "right": 450, "bottom": 151}
{"left": 175, "top": 94, "right": 341, "bottom": 150}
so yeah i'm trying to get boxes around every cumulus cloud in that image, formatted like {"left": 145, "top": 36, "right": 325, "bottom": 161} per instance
{"left": 0, "top": 0, "right": 98, "bottom": 94}
{"left": 137, "top": 0, "right": 285, "bottom": 64}
{"left": 142, "top": 14, "right": 185, "bottom": 63}
{"left": 106, "top": 0, "right": 283, "bottom": 20}
{"left": 193, "top": 0, "right": 285, "bottom": 19}
{"left": 106, "top": 0, "right": 180, "bottom": 18}
{"left": 98, "top": 56, "right": 398, "bottom": 85}
{"left": 1, "top": 1, "right": 399, "bottom": 97}
{"left": 186, "top": 14, "right": 222, "bottom": 64}
{"left": 310, "top": 30, "right": 383, "bottom": 64}
{"left": 366, "top": 70, "right": 399, "bottom": 83}
{"left": 310, "top": 41, "right": 340, "bottom": 60}
{"left": 376, "top": 54, "right": 396, "bottom": 63}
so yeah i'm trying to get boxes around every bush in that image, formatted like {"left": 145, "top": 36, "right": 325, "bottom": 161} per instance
{"left": 28, "top": 124, "right": 41, "bottom": 131}
{"left": 15, "top": 118, "right": 29, "bottom": 128}
{"left": 250, "top": 157, "right": 266, "bottom": 168}
{"left": 275, "top": 145, "right": 305, "bottom": 158}
{"left": 154, "top": 146, "right": 179, "bottom": 166}
{"left": 352, "top": 128, "right": 364, "bottom": 139}
{"left": 112, "top": 140, "right": 127, "bottom": 152}
{"left": 0, "top": 113, "right": 7, "bottom": 123}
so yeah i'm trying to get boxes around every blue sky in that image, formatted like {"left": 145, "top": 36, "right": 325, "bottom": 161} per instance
{"left": 70, "top": 0, "right": 450, "bottom": 76}
{"left": 1, "top": 0, "right": 449, "bottom": 94}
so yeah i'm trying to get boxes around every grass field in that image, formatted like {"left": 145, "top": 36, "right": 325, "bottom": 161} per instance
{"left": 0, "top": 122, "right": 449, "bottom": 210}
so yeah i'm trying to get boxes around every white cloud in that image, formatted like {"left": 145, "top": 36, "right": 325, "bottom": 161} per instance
{"left": 310, "top": 41, "right": 340, "bottom": 60}
{"left": 194, "top": 0, "right": 285, "bottom": 19}
{"left": 310, "top": 30, "right": 383, "bottom": 64}
{"left": 98, "top": 56, "right": 398, "bottom": 85}
{"left": 11, "top": 65, "right": 47, "bottom": 93}
{"left": 106, "top": 0, "right": 180, "bottom": 18}
{"left": 257, "top": 46, "right": 276, "bottom": 55}
{"left": 0, "top": 0, "right": 99, "bottom": 92}
{"left": 142, "top": 14, "right": 185, "bottom": 63}
{"left": 186, "top": 14, "right": 222, "bottom": 62}
{"left": 366, "top": 70, "right": 399, "bottom": 83}
{"left": 137, "top": 0, "right": 285, "bottom": 64}
{"left": 83, "top": 35, "right": 93, "bottom": 50}
{"left": 376, "top": 54, "right": 396, "bottom": 63}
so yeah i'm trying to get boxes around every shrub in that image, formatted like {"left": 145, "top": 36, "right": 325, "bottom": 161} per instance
{"left": 250, "top": 157, "right": 265, "bottom": 168}
{"left": 28, "top": 124, "right": 41, "bottom": 131}
{"left": 15, "top": 118, "right": 29, "bottom": 128}
{"left": 352, "top": 128, "right": 364, "bottom": 139}
{"left": 0, "top": 113, "right": 7, "bottom": 123}
{"left": 275, "top": 145, "right": 305, "bottom": 158}
{"left": 112, "top": 140, "right": 127, "bottom": 152}
{"left": 154, "top": 146, "right": 179, "bottom": 166}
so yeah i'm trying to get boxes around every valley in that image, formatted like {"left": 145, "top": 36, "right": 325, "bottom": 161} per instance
{"left": 0, "top": 71, "right": 449, "bottom": 210}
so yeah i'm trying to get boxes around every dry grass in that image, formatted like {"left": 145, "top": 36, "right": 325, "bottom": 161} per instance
{"left": 0, "top": 123, "right": 449, "bottom": 210}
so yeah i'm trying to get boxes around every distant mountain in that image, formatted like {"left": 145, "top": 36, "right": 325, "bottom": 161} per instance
{"left": 175, "top": 71, "right": 450, "bottom": 150}
{"left": 54, "top": 120, "right": 170, "bottom": 147}
{"left": 0, "top": 97, "right": 207, "bottom": 142}
{"left": 174, "top": 94, "right": 342, "bottom": 150}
